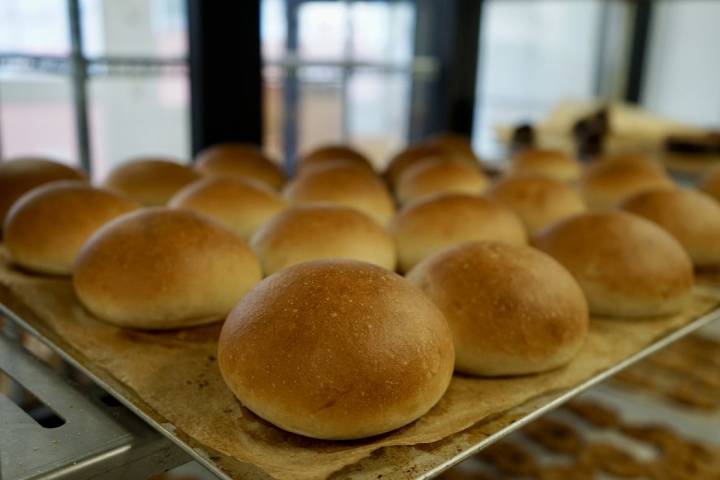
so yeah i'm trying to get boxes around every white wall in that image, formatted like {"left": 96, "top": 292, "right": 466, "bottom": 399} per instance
{"left": 643, "top": 1, "right": 720, "bottom": 128}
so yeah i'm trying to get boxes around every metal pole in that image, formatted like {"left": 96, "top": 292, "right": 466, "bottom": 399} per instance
{"left": 66, "top": 0, "right": 92, "bottom": 174}
{"left": 282, "top": 0, "right": 300, "bottom": 173}
{"left": 625, "top": 1, "right": 653, "bottom": 103}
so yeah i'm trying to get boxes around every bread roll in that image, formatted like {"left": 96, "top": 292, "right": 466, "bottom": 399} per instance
{"left": 74, "top": 208, "right": 261, "bottom": 329}
{"left": 169, "top": 177, "right": 286, "bottom": 240}
{"left": 195, "top": 143, "right": 285, "bottom": 190}
{"left": 298, "top": 144, "right": 374, "bottom": 173}
{"left": 621, "top": 188, "right": 720, "bottom": 268}
{"left": 283, "top": 163, "right": 395, "bottom": 225}
{"left": 489, "top": 176, "right": 586, "bottom": 235}
{"left": 699, "top": 165, "right": 720, "bottom": 203}
{"left": 384, "top": 143, "right": 449, "bottom": 188}
{"left": 408, "top": 241, "right": 588, "bottom": 376}
{"left": 4, "top": 182, "right": 139, "bottom": 275}
{"left": 251, "top": 204, "right": 395, "bottom": 275}
{"left": 533, "top": 211, "right": 694, "bottom": 317}
{"left": 391, "top": 193, "right": 527, "bottom": 273}
{"left": 0, "top": 158, "right": 86, "bottom": 228}
{"left": 396, "top": 158, "right": 489, "bottom": 204}
{"left": 218, "top": 259, "right": 454, "bottom": 440}
{"left": 104, "top": 158, "right": 199, "bottom": 206}
{"left": 426, "top": 133, "right": 479, "bottom": 164}
{"left": 509, "top": 149, "right": 581, "bottom": 182}
{"left": 579, "top": 155, "right": 674, "bottom": 209}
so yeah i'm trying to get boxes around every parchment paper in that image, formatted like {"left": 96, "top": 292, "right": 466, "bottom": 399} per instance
{"left": 0, "top": 251, "right": 717, "bottom": 480}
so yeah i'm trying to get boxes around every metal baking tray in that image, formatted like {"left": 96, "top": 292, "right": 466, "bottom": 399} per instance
{"left": 3, "top": 302, "right": 720, "bottom": 480}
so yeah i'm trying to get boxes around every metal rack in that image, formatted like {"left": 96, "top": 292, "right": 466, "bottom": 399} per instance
{"left": 2, "top": 301, "right": 720, "bottom": 480}
{"left": 0, "top": 324, "right": 190, "bottom": 480}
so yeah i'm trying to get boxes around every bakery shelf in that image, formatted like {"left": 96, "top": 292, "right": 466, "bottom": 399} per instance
{"left": 3, "top": 301, "right": 719, "bottom": 480}
{"left": 0, "top": 324, "right": 190, "bottom": 480}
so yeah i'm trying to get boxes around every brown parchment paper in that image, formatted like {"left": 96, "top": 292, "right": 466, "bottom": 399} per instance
{"left": 0, "top": 252, "right": 718, "bottom": 480}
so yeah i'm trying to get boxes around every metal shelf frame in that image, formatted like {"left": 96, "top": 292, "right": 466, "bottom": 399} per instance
{"left": 2, "top": 301, "right": 719, "bottom": 480}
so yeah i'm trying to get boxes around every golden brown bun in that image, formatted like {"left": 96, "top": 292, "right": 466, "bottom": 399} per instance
{"left": 391, "top": 193, "right": 527, "bottom": 273}
{"left": 0, "top": 158, "right": 86, "bottom": 228}
{"left": 282, "top": 163, "right": 395, "bottom": 225}
{"left": 621, "top": 188, "right": 720, "bottom": 268}
{"left": 218, "top": 259, "right": 454, "bottom": 440}
{"left": 298, "top": 144, "right": 374, "bottom": 173}
{"left": 509, "top": 149, "right": 582, "bottom": 182}
{"left": 384, "top": 137, "right": 478, "bottom": 188}
{"left": 194, "top": 143, "right": 285, "bottom": 190}
{"left": 425, "top": 133, "right": 479, "bottom": 164}
{"left": 4, "top": 182, "right": 139, "bottom": 275}
{"left": 408, "top": 241, "right": 588, "bottom": 376}
{"left": 251, "top": 204, "right": 396, "bottom": 275}
{"left": 698, "top": 165, "right": 720, "bottom": 203}
{"left": 74, "top": 208, "right": 261, "bottom": 329}
{"left": 396, "top": 158, "right": 489, "bottom": 204}
{"left": 103, "top": 158, "right": 199, "bottom": 206}
{"left": 489, "top": 176, "right": 586, "bottom": 235}
{"left": 169, "top": 177, "right": 286, "bottom": 240}
{"left": 579, "top": 156, "right": 674, "bottom": 209}
{"left": 533, "top": 211, "right": 694, "bottom": 317}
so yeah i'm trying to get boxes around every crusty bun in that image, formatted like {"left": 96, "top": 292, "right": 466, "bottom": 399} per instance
{"left": 384, "top": 143, "right": 449, "bottom": 188}
{"left": 218, "top": 259, "right": 454, "bottom": 440}
{"left": 103, "top": 158, "right": 199, "bottom": 206}
{"left": 194, "top": 143, "right": 285, "bottom": 190}
{"left": 391, "top": 193, "right": 527, "bottom": 273}
{"left": 4, "top": 182, "right": 139, "bottom": 275}
{"left": 698, "top": 165, "right": 720, "bottom": 203}
{"left": 74, "top": 208, "right": 261, "bottom": 329}
{"left": 489, "top": 176, "right": 586, "bottom": 235}
{"left": 579, "top": 155, "right": 674, "bottom": 209}
{"left": 425, "top": 133, "right": 479, "bottom": 164}
{"left": 621, "top": 188, "right": 720, "bottom": 268}
{"left": 509, "top": 149, "right": 581, "bottom": 182}
{"left": 396, "top": 158, "right": 489, "bottom": 204}
{"left": 408, "top": 241, "right": 588, "bottom": 376}
{"left": 533, "top": 211, "right": 694, "bottom": 317}
{"left": 298, "top": 144, "right": 374, "bottom": 173}
{"left": 0, "top": 158, "right": 86, "bottom": 228}
{"left": 251, "top": 204, "right": 395, "bottom": 275}
{"left": 169, "top": 177, "right": 286, "bottom": 240}
{"left": 283, "top": 163, "right": 395, "bottom": 225}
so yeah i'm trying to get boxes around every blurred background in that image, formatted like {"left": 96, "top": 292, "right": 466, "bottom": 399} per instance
{"left": 1, "top": 0, "right": 719, "bottom": 179}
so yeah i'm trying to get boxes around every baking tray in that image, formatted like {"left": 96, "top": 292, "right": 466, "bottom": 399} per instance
{"left": 4, "top": 296, "right": 720, "bottom": 480}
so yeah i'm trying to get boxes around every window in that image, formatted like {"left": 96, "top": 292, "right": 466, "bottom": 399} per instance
{"left": 0, "top": 0, "right": 189, "bottom": 180}
{"left": 261, "top": 0, "right": 417, "bottom": 170}
{"left": 473, "top": 0, "right": 606, "bottom": 161}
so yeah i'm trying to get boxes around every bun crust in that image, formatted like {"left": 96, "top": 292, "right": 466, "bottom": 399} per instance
{"left": 386, "top": 138, "right": 480, "bottom": 188}
{"left": 169, "top": 177, "right": 286, "bottom": 240}
{"left": 391, "top": 193, "right": 527, "bottom": 273}
{"left": 251, "top": 204, "right": 396, "bottom": 275}
{"left": 510, "top": 149, "right": 581, "bottom": 182}
{"left": 699, "top": 165, "right": 720, "bottom": 203}
{"left": 489, "top": 176, "right": 586, "bottom": 235}
{"left": 218, "top": 259, "right": 455, "bottom": 440}
{"left": 579, "top": 156, "right": 674, "bottom": 209}
{"left": 298, "top": 145, "right": 374, "bottom": 173}
{"left": 533, "top": 211, "right": 694, "bottom": 317}
{"left": 283, "top": 163, "right": 395, "bottom": 225}
{"left": 104, "top": 158, "right": 199, "bottom": 206}
{"left": 194, "top": 144, "right": 285, "bottom": 190}
{"left": 74, "top": 208, "right": 261, "bottom": 329}
{"left": 408, "top": 241, "right": 588, "bottom": 376}
{"left": 0, "top": 158, "right": 86, "bottom": 227}
{"left": 4, "top": 182, "right": 139, "bottom": 275}
{"left": 396, "top": 158, "right": 489, "bottom": 204}
{"left": 621, "top": 188, "right": 720, "bottom": 267}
